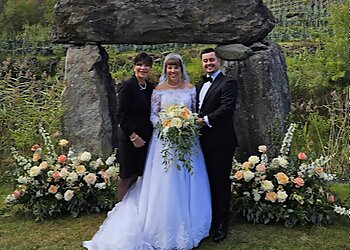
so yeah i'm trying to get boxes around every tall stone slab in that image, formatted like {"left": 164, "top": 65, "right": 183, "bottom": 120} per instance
{"left": 61, "top": 45, "right": 117, "bottom": 156}
{"left": 220, "top": 42, "right": 291, "bottom": 159}
{"left": 52, "top": 0, "right": 274, "bottom": 45}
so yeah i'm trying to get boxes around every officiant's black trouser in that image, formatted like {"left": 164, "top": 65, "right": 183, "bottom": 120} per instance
{"left": 202, "top": 147, "right": 235, "bottom": 227}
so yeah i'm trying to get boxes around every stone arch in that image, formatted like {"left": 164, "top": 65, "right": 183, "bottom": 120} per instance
{"left": 54, "top": 0, "right": 290, "bottom": 159}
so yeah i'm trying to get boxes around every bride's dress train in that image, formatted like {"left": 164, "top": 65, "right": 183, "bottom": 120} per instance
{"left": 84, "top": 88, "right": 211, "bottom": 250}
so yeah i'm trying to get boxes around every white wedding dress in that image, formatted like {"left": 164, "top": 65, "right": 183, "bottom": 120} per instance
{"left": 84, "top": 87, "right": 212, "bottom": 250}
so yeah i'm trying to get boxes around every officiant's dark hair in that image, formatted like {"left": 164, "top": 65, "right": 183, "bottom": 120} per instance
{"left": 200, "top": 48, "right": 218, "bottom": 58}
{"left": 133, "top": 52, "right": 153, "bottom": 66}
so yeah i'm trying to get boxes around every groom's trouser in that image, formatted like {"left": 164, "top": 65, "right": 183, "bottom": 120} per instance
{"left": 202, "top": 147, "right": 235, "bottom": 227}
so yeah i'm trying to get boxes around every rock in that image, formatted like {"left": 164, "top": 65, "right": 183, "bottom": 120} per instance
{"left": 52, "top": 0, "right": 274, "bottom": 45}
{"left": 222, "top": 42, "right": 291, "bottom": 160}
{"left": 215, "top": 44, "right": 254, "bottom": 61}
{"left": 61, "top": 45, "right": 117, "bottom": 156}
{"left": 249, "top": 42, "right": 269, "bottom": 51}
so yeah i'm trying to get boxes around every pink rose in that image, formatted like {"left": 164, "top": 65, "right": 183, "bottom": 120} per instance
{"left": 297, "top": 152, "right": 308, "bottom": 161}
{"left": 256, "top": 164, "right": 266, "bottom": 172}
{"left": 52, "top": 171, "right": 61, "bottom": 181}
{"left": 57, "top": 155, "right": 67, "bottom": 164}
{"left": 13, "top": 190, "right": 21, "bottom": 199}
{"left": 31, "top": 144, "right": 40, "bottom": 151}
{"left": 294, "top": 177, "right": 305, "bottom": 188}
{"left": 327, "top": 194, "right": 335, "bottom": 204}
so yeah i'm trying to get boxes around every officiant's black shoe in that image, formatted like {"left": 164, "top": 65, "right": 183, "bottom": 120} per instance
{"left": 212, "top": 223, "right": 228, "bottom": 243}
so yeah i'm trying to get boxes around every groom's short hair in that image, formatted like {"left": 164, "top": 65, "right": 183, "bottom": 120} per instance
{"left": 133, "top": 52, "right": 153, "bottom": 66}
{"left": 200, "top": 48, "right": 218, "bottom": 58}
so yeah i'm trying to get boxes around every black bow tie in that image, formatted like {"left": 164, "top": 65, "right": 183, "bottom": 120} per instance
{"left": 203, "top": 76, "right": 213, "bottom": 83}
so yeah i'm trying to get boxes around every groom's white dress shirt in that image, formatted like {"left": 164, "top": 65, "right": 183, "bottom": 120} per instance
{"left": 199, "top": 70, "right": 221, "bottom": 128}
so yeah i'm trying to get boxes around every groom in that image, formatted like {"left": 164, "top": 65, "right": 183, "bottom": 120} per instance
{"left": 196, "top": 48, "right": 238, "bottom": 243}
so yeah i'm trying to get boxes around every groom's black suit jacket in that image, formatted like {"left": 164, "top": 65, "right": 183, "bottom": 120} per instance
{"left": 196, "top": 72, "right": 238, "bottom": 151}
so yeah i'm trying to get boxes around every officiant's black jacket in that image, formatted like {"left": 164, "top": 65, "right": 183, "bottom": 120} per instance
{"left": 196, "top": 72, "right": 238, "bottom": 150}
{"left": 116, "top": 75, "right": 154, "bottom": 143}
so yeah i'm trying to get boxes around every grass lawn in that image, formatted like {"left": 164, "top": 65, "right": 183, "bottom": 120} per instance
{"left": 0, "top": 182, "right": 349, "bottom": 250}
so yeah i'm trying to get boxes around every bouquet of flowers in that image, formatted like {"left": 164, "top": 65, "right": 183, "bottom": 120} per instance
{"left": 4, "top": 127, "right": 119, "bottom": 221}
{"left": 157, "top": 103, "right": 200, "bottom": 173}
{"left": 231, "top": 123, "right": 349, "bottom": 227}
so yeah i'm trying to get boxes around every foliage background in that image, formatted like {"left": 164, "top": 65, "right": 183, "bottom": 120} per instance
{"left": 0, "top": 0, "right": 348, "bottom": 182}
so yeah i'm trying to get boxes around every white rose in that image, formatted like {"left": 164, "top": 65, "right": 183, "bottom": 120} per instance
{"left": 5, "top": 194, "right": 15, "bottom": 203}
{"left": 80, "top": 151, "right": 92, "bottom": 162}
{"left": 252, "top": 189, "right": 261, "bottom": 201}
{"left": 248, "top": 155, "right": 260, "bottom": 165}
{"left": 58, "top": 139, "right": 69, "bottom": 147}
{"left": 84, "top": 173, "right": 97, "bottom": 185}
{"left": 277, "top": 190, "right": 288, "bottom": 203}
{"left": 64, "top": 190, "right": 74, "bottom": 201}
{"left": 277, "top": 157, "right": 288, "bottom": 167}
{"left": 29, "top": 166, "right": 41, "bottom": 177}
{"left": 96, "top": 158, "right": 104, "bottom": 167}
{"left": 106, "top": 166, "right": 119, "bottom": 178}
{"left": 55, "top": 193, "right": 63, "bottom": 200}
{"left": 17, "top": 176, "right": 28, "bottom": 184}
{"left": 105, "top": 156, "right": 116, "bottom": 166}
{"left": 95, "top": 182, "right": 106, "bottom": 190}
{"left": 67, "top": 172, "right": 78, "bottom": 183}
{"left": 170, "top": 118, "right": 182, "bottom": 128}
{"left": 261, "top": 180, "right": 274, "bottom": 191}
{"left": 243, "top": 170, "right": 255, "bottom": 182}
{"left": 60, "top": 168, "right": 69, "bottom": 179}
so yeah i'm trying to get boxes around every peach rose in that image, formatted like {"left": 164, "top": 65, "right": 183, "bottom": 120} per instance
{"left": 314, "top": 166, "right": 324, "bottom": 175}
{"left": 233, "top": 170, "right": 244, "bottom": 180}
{"left": 76, "top": 165, "right": 86, "bottom": 174}
{"left": 297, "top": 152, "right": 308, "bottom": 161}
{"left": 31, "top": 144, "right": 40, "bottom": 151}
{"left": 180, "top": 108, "right": 191, "bottom": 119}
{"left": 32, "top": 152, "right": 41, "bottom": 162}
{"left": 265, "top": 191, "right": 277, "bottom": 202}
{"left": 275, "top": 172, "right": 289, "bottom": 185}
{"left": 57, "top": 154, "right": 67, "bottom": 164}
{"left": 256, "top": 164, "right": 266, "bottom": 172}
{"left": 48, "top": 185, "right": 58, "bottom": 194}
{"left": 258, "top": 145, "right": 267, "bottom": 153}
{"left": 294, "top": 177, "right": 305, "bottom": 188}
{"left": 242, "top": 161, "right": 250, "bottom": 171}
{"left": 39, "top": 161, "right": 48, "bottom": 170}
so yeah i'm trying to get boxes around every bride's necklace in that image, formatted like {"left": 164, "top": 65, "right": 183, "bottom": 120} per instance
{"left": 138, "top": 81, "right": 147, "bottom": 90}
{"left": 167, "top": 81, "right": 182, "bottom": 88}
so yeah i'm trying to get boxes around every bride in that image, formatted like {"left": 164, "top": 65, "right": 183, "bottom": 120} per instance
{"left": 83, "top": 53, "right": 212, "bottom": 250}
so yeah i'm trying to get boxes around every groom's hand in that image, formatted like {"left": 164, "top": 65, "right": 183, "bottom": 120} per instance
{"left": 196, "top": 118, "right": 205, "bottom": 126}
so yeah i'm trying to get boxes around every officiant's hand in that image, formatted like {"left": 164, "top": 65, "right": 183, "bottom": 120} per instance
{"left": 130, "top": 133, "right": 146, "bottom": 148}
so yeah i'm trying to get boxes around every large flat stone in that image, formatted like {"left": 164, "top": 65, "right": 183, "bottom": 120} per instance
{"left": 52, "top": 0, "right": 274, "bottom": 45}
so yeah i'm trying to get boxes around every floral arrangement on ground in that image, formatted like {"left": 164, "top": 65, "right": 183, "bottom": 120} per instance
{"left": 231, "top": 123, "right": 350, "bottom": 227}
{"left": 3, "top": 127, "right": 119, "bottom": 221}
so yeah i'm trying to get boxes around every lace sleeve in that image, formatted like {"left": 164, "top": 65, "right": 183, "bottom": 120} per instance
{"left": 190, "top": 87, "right": 197, "bottom": 113}
{"left": 150, "top": 90, "right": 161, "bottom": 126}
